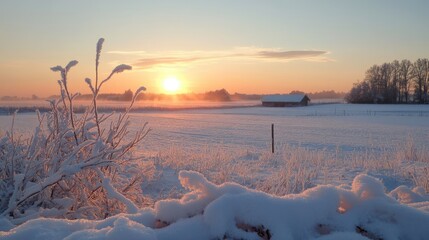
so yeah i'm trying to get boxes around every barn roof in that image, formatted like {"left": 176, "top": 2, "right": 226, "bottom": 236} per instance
{"left": 261, "top": 94, "right": 309, "bottom": 103}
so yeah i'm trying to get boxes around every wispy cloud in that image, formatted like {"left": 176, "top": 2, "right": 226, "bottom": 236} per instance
{"left": 134, "top": 56, "right": 221, "bottom": 69}
{"left": 108, "top": 48, "right": 330, "bottom": 69}
{"left": 256, "top": 50, "right": 327, "bottom": 59}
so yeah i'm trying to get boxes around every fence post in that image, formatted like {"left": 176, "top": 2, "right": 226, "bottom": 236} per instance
{"left": 271, "top": 123, "right": 274, "bottom": 153}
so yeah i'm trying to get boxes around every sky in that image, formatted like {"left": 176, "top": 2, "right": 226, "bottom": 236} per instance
{"left": 1, "top": 0, "right": 429, "bottom": 97}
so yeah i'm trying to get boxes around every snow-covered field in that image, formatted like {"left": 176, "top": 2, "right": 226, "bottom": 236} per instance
{"left": 136, "top": 103, "right": 429, "bottom": 153}
{"left": 3, "top": 103, "right": 427, "bottom": 154}
{"left": 1, "top": 103, "right": 429, "bottom": 239}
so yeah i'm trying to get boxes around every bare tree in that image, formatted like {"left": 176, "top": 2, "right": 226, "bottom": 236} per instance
{"left": 399, "top": 59, "right": 413, "bottom": 103}
{"left": 345, "top": 81, "right": 373, "bottom": 103}
{"left": 390, "top": 60, "right": 401, "bottom": 102}
{"left": 412, "top": 58, "right": 429, "bottom": 103}
{"left": 364, "top": 63, "right": 394, "bottom": 103}
{"left": 347, "top": 59, "right": 428, "bottom": 104}
{"left": 365, "top": 65, "right": 381, "bottom": 102}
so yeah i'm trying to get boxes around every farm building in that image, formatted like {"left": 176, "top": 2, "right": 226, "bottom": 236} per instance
{"left": 261, "top": 94, "right": 311, "bottom": 107}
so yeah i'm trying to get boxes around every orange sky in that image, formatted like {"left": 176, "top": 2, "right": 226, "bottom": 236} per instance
{"left": 1, "top": 1, "right": 428, "bottom": 97}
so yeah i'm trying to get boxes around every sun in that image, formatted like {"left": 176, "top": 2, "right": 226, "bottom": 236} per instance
{"left": 163, "top": 77, "right": 181, "bottom": 93}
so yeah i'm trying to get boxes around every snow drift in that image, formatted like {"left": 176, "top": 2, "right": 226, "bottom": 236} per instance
{"left": 1, "top": 171, "right": 428, "bottom": 240}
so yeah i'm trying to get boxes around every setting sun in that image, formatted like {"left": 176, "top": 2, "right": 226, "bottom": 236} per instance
{"left": 163, "top": 77, "right": 181, "bottom": 93}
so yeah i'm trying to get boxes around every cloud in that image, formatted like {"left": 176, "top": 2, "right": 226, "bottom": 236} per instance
{"left": 256, "top": 50, "right": 327, "bottom": 59}
{"left": 108, "top": 48, "right": 330, "bottom": 69}
{"left": 134, "top": 56, "right": 221, "bottom": 69}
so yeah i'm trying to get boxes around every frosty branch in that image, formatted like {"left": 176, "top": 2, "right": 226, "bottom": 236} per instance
{"left": 0, "top": 38, "right": 149, "bottom": 222}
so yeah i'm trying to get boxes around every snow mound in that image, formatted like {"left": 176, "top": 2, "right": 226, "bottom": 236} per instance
{"left": 1, "top": 172, "right": 429, "bottom": 240}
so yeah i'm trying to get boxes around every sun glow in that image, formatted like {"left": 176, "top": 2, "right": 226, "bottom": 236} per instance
{"left": 163, "top": 77, "right": 181, "bottom": 93}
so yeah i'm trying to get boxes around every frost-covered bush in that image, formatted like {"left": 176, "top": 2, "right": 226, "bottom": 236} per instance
{"left": 0, "top": 39, "right": 149, "bottom": 223}
{"left": 2, "top": 172, "right": 429, "bottom": 239}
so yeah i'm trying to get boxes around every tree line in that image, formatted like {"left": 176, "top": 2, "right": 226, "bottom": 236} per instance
{"left": 346, "top": 59, "right": 429, "bottom": 103}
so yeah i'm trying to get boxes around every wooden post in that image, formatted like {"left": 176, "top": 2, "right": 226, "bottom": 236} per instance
{"left": 271, "top": 123, "right": 274, "bottom": 153}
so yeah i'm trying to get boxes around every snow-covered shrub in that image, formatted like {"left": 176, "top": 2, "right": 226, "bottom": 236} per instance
{"left": 0, "top": 39, "right": 149, "bottom": 223}
{"left": 2, "top": 172, "right": 429, "bottom": 240}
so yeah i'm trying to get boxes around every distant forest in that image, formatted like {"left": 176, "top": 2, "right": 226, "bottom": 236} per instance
{"left": 1, "top": 89, "right": 345, "bottom": 102}
{"left": 346, "top": 59, "right": 429, "bottom": 104}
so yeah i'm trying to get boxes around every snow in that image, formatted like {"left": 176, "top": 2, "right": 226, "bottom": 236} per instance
{"left": 98, "top": 170, "right": 139, "bottom": 214}
{"left": 1, "top": 103, "right": 429, "bottom": 239}
{"left": 389, "top": 185, "right": 427, "bottom": 204}
{"left": 1, "top": 171, "right": 429, "bottom": 239}
{"left": 132, "top": 104, "right": 429, "bottom": 156}
{"left": 314, "top": 232, "right": 370, "bottom": 240}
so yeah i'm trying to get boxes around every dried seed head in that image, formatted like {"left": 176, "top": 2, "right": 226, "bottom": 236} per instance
{"left": 65, "top": 60, "right": 78, "bottom": 72}
{"left": 85, "top": 78, "right": 95, "bottom": 93}
{"left": 51, "top": 66, "right": 64, "bottom": 72}
{"left": 111, "top": 64, "right": 132, "bottom": 74}
{"left": 135, "top": 86, "right": 146, "bottom": 95}
{"left": 96, "top": 38, "right": 105, "bottom": 55}
{"left": 96, "top": 38, "right": 105, "bottom": 66}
